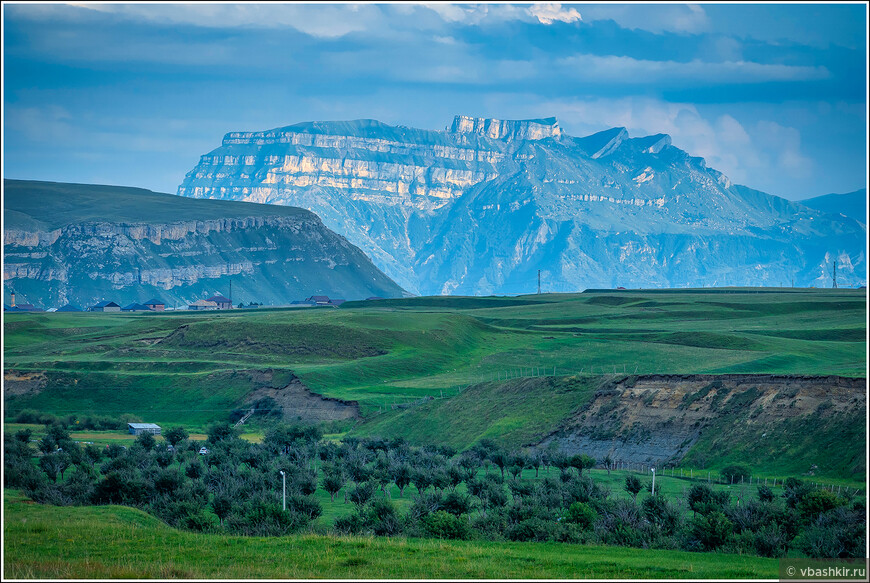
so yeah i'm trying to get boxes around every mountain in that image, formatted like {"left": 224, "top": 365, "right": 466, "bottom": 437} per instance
{"left": 798, "top": 189, "right": 866, "bottom": 224}
{"left": 177, "top": 116, "right": 867, "bottom": 294}
{"left": 3, "top": 180, "right": 404, "bottom": 309}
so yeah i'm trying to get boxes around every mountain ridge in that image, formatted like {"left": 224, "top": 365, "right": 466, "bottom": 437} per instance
{"left": 177, "top": 115, "right": 867, "bottom": 294}
{"left": 3, "top": 179, "right": 405, "bottom": 309}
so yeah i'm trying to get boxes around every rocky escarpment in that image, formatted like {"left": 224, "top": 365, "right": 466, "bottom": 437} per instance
{"left": 536, "top": 374, "right": 866, "bottom": 468}
{"left": 178, "top": 115, "right": 866, "bottom": 294}
{"left": 3, "top": 180, "right": 404, "bottom": 309}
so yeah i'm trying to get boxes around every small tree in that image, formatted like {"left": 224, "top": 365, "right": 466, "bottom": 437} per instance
{"left": 164, "top": 426, "right": 189, "bottom": 448}
{"left": 393, "top": 464, "right": 412, "bottom": 497}
{"left": 136, "top": 431, "right": 156, "bottom": 451}
{"left": 624, "top": 475, "right": 642, "bottom": 502}
{"left": 323, "top": 471, "right": 346, "bottom": 503}
{"left": 569, "top": 454, "right": 596, "bottom": 477}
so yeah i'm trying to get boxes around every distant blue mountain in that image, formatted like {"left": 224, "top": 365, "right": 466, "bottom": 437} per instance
{"left": 177, "top": 116, "right": 867, "bottom": 293}
{"left": 798, "top": 189, "right": 866, "bottom": 224}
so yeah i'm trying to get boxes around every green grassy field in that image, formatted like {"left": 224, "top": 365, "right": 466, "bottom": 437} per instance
{"left": 2, "top": 490, "right": 779, "bottom": 579}
{"left": 4, "top": 289, "right": 866, "bottom": 468}
{"left": 5, "top": 289, "right": 865, "bottom": 423}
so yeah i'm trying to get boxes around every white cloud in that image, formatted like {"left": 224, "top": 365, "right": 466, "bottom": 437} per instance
{"left": 541, "top": 97, "right": 814, "bottom": 188}
{"left": 557, "top": 53, "right": 829, "bottom": 84}
{"left": 579, "top": 3, "right": 710, "bottom": 34}
{"left": 528, "top": 4, "right": 582, "bottom": 25}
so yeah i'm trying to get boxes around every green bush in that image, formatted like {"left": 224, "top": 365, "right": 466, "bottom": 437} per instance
{"left": 422, "top": 510, "right": 470, "bottom": 540}
{"left": 563, "top": 501, "right": 597, "bottom": 530}
{"left": 691, "top": 511, "right": 734, "bottom": 550}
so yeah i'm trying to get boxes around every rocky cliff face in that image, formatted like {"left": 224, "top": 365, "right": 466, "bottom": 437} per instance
{"left": 3, "top": 180, "right": 404, "bottom": 308}
{"left": 536, "top": 374, "right": 866, "bottom": 468}
{"left": 178, "top": 116, "right": 867, "bottom": 295}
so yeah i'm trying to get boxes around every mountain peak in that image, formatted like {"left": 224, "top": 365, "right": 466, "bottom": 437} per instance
{"left": 450, "top": 115, "right": 561, "bottom": 141}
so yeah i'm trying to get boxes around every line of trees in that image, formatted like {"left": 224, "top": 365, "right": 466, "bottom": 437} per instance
{"left": 4, "top": 422, "right": 865, "bottom": 558}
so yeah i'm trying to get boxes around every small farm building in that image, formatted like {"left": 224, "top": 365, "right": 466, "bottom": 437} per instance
{"left": 122, "top": 303, "right": 152, "bottom": 312}
{"left": 188, "top": 299, "right": 218, "bottom": 310}
{"left": 90, "top": 301, "right": 121, "bottom": 312}
{"left": 207, "top": 295, "right": 232, "bottom": 309}
{"left": 128, "top": 423, "right": 161, "bottom": 435}
{"left": 143, "top": 298, "right": 166, "bottom": 311}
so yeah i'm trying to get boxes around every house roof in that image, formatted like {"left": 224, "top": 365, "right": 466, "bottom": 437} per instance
{"left": 122, "top": 303, "right": 151, "bottom": 311}
{"left": 128, "top": 423, "right": 161, "bottom": 429}
{"left": 207, "top": 295, "right": 231, "bottom": 303}
{"left": 56, "top": 304, "right": 83, "bottom": 312}
{"left": 329, "top": 299, "right": 346, "bottom": 305}
{"left": 306, "top": 295, "right": 330, "bottom": 302}
{"left": 189, "top": 299, "right": 218, "bottom": 307}
{"left": 93, "top": 300, "right": 120, "bottom": 308}
{"left": 143, "top": 298, "right": 165, "bottom": 306}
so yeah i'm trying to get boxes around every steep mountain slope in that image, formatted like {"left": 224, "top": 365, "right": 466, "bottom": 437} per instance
{"left": 798, "top": 189, "right": 866, "bottom": 224}
{"left": 177, "top": 116, "right": 866, "bottom": 294}
{"left": 3, "top": 180, "right": 404, "bottom": 309}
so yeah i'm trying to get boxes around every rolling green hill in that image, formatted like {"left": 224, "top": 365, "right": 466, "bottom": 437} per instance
{"left": 4, "top": 288, "right": 865, "bottom": 481}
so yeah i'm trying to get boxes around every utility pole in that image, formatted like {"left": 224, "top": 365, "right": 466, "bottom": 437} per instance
{"left": 537, "top": 270, "right": 541, "bottom": 295}
{"left": 279, "top": 470, "right": 286, "bottom": 510}
{"left": 651, "top": 467, "right": 656, "bottom": 496}
{"left": 229, "top": 279, "right": 233, "bottom": 307}
{"left": 832, "top": 258, "right": 838, "bottom": 289}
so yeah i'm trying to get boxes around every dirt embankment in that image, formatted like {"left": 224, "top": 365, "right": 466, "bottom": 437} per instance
{"left": 536, "top": 374, "right": 865, "bottom": 466}
{"left": 3, "top": 370, "right": 48, "bottom": 398}
{"left": 241, "top": 369, "right": 360, "bottom": 422}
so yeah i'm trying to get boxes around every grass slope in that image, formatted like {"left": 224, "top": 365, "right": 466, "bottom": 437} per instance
{"left": 2, "top": 490, "right": 778, "bottom": 579}
{"left": 4, "top": 289, "right": 864, "bottom": 431}
{"left": 3, "top": 179, "right": 312, "bottom": 230}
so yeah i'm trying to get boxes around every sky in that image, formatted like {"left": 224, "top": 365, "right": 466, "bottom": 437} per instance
{"left": 2, "top": 2, "right": 867, "bottom": 201}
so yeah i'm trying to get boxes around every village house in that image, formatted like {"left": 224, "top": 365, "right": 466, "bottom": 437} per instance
{"left": 122, "top": 302, "right": 152, "bottom": 312}
{"left": 305, "top": 295, "right": 332, "bottom": 305}
{"left": 89, "top": 301, "right": 121, "bottom": 312}
{"left": 207, "top": 295, "right": 232, "bottom": 310}
{"left": 188, "top": 299, "right": 218, "bottom": 311}
{"left": 143, "top": 298, "right": 166, "bottom": 311}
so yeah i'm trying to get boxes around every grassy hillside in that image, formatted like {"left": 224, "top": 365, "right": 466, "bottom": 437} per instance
{"left": 5, "top": 289, "right": 864, "bottom": 426}
{"left": 3, "top": 179, "right": 312, "bottom": 230}
{"left": 2, "top": 490, "right": 778, "bottom": 579}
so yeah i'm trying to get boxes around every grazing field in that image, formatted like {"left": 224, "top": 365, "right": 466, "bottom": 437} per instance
{"left": 2, "top": 490, "right": 779, "bottom": 579}
{"left": 4, "top": 288, "right": 866, "bottom": 474}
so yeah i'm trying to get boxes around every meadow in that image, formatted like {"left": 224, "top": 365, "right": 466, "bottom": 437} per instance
{"left": 2, "top": 490, "right": 779, "bottom": 580}
{"left": 4, "top": 288, "right": 865, "bottom": 427}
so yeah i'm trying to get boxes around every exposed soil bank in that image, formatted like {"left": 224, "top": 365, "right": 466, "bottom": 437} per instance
{"left": 536, "top": 374, "right": 865, "bottom": 467}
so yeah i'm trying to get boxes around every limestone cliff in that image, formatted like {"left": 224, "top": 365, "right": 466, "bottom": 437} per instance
{"left": 178, "top": 116, "right": 866, "bottom": 294}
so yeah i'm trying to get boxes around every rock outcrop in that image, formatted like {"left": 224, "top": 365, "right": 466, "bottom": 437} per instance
{"left": 177, "top": 115, "right": 866, "bottom": 295}
{"left": 3, "top": 180, "right": 405, "bottom": 309}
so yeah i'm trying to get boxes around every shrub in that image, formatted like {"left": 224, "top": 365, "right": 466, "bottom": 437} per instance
{"left": 564, "top": 501, "right": 597, "bottom": 530}
{"left": 506, "top": 517, "right": 559, "bottom": 542}
{"left": 754, "top": 523, "right": 789, "bottom": 558}
{"left": 757, "top": 484, "right": 775, "bottom": 503}
{"left": 421, "top": 510, "right": 470, "bottom": 540}
{"left": 333, "top": 512, "right": 365, "bottom": 535}
{"left": 691, "top": 511, "right": 733, "bottom": 550}
{"left": 798, "top": 490, "right": 843, "bottom": 521}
